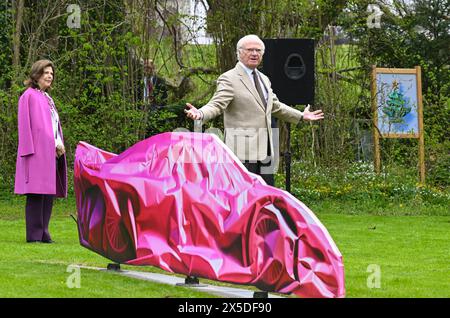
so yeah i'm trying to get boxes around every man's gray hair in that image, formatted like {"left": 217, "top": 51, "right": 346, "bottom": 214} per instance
{"left": 236, "top": 34, "right": 265, "bottom": 61}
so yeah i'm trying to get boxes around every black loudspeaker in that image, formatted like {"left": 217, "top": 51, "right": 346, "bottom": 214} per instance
{"left": 262, "top": 38, "right": 315, "bottom": 105}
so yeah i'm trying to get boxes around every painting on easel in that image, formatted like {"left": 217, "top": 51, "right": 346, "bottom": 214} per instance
{"left": 371, "top": 66, "right": 425, "bottom": 183}
{"left": 375, "top": 71, "right": 420, "bottom": 138}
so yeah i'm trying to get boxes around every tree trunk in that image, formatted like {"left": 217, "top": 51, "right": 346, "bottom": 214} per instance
{"left": 12, "top": 0, "right": 24, "bottom": 79}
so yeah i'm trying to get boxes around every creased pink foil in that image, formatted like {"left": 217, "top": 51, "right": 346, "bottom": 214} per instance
{"left": 74, "top": 132, "right": 345, "bottom": 297}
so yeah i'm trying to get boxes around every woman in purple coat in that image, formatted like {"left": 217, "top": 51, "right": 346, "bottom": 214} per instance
{"left": 14, "top": 60, "right": 67, "bottom": 243}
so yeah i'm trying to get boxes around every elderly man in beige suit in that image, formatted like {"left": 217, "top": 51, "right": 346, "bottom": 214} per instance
{"left": 185, "top": 34, "right": 324, "bottom": 186}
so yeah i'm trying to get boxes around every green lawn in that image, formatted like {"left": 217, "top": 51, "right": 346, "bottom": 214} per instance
{"left": 0, "top": 197, "right": 214, "bottom": 298}
{"left": 0, "top": 197, "right": 448, "bottom": 298}
{"left": 320, "top": 214, "right": 450, "bottom": 297}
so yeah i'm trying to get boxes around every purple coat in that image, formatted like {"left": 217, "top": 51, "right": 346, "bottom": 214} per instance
{"left": 14, "top": 88, "right": 67, "bottom": 197}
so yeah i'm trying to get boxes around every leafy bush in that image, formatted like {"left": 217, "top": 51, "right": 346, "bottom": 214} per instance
{"left": 276, "top": 161, "right": 449, "bottom": 215}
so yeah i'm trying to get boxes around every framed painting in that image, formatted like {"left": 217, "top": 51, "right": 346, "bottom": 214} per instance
{"left": 371, "top": 66, "right": 425, "bottom": 183}
{"left": 372, "top": 68, "right": 422, "bottom": 138}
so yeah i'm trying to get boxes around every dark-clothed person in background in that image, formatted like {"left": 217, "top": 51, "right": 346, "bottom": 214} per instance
{"left": 142, "top": 58, "right": 168, "bottom": 110}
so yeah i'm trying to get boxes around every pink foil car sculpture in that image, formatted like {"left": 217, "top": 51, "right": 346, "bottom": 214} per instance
{"left": 74, "top": 132, "right": 345, "bottom": 298}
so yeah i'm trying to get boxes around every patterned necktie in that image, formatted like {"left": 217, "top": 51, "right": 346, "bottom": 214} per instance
{"left": 252, "top": 70, "right": 266, "bottom": 108}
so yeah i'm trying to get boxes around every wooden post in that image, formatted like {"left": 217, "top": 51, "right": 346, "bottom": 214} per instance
{"left": 371, "top": 65, "right": 381, "bottom": 174}
{"left": 416, "top": 66, "right": 425, "bottom": 184}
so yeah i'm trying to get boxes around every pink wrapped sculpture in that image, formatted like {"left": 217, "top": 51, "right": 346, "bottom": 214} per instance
{"left": 74, "top": 132, "right": 345, "bottom": 298}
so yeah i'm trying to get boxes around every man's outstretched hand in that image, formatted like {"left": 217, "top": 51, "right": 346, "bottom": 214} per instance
{"left": 302, "top": 105, "right": 324, "bottom": 121}
{"left": 184, "top": 103, "right": 203, "bottom": 120}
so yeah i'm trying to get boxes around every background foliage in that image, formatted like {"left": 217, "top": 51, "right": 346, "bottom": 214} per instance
{"left": 0, "top": 0, "right": 448, "bottom": 210}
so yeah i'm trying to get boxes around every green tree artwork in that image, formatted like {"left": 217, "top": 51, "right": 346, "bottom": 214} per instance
{"left": 376, "top": 72, "right": 419, "bottom": 136}
{"left": 382, "top": 80, "right": 412, "bottom": 124}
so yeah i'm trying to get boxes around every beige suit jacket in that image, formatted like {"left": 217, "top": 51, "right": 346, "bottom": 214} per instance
{"left": 200, "top": 62, "right": 304, "bottom": 164}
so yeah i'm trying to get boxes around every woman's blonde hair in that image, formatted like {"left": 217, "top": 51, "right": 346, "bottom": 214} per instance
{"left": 24, "top": 59, "right": 55, "bottom": 91}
